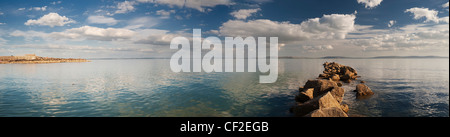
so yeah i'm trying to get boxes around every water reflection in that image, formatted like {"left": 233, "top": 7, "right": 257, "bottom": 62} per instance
{"left": 0, "top": 59, "right": 448, "bottom": 117}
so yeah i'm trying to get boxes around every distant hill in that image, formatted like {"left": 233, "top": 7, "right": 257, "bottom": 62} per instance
{"left": 321, "top": 56, "right": 357, "bottom": 59}
{"left": 278, "top": 56, "right": 449, "bottom": 59}
{"left": 372, "top": 56, "right": 449, "bottom": 59}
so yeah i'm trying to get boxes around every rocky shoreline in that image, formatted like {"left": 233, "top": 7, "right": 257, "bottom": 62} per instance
{"left": 290, "top": 62, "right": 374, "bottom": 117}
{"left": 0, "top": 55, "right": 90, "bottom": 64}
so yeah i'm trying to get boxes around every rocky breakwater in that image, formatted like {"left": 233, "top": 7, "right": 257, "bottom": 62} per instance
{"left": 291, "top": 62, "right": 374, "bottom": 117}
{"left": 319, "top": 62, "right": 358, "bottom": 83}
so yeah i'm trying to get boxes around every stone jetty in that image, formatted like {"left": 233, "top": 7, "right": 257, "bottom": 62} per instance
{"left": 291, "top": 62, "right": 374, "bottom": 117}
{"left": 318, "top": 62, "right": 359, "bottom": 83}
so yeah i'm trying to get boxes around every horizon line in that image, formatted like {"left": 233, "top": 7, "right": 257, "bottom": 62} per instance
{"left": 84, "top": 55, "right": 450, "bottom": 60}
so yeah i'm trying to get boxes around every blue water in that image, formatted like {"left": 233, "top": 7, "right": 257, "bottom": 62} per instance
{"left": 0, "top": 59, "right": 448, "bottom": 117}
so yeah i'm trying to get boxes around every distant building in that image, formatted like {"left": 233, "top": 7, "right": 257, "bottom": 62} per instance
{"left": 1, "top": 54, "right": 37, "bottom": 61}
{"left": 13, "top": 54, "right": 37, "bottom": 60}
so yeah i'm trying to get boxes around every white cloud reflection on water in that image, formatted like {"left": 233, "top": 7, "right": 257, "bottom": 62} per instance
{"left": 0, "top": 58, "right": 448, "bottom": 117}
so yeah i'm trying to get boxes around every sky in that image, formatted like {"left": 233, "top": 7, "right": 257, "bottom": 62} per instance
{"left": 0, "top": 0, "right": 449, "bottom": 58}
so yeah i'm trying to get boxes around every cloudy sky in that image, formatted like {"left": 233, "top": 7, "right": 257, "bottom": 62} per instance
{"left": 0, "top": 0, "right": 448, "bottom": 58}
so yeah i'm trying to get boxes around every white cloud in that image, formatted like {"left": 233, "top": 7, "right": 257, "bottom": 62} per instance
{"left": 125, "top": 16, "right": 159, "bottom": 29}
{"left": 230, "top": 8, "right": 260, "bottom": 20}
{"left": 115, "top": 1, "right": 136, "bottom": 14}
{"left": 133, "top": 29, "right": 185, "bottom": 45}
{"left": 137, "top": 0, "right": 234, "bottom": 12}
{"left": 351, "top": 24, "right": 449, "bottom": 51}
{"left": 0, "top": 12, "right": 3, "bottom": 24}
{"left": 439, "top": 16, "right": 449, "bottom": 23}
{"left": 443, "top": 2, "right": 449, "bottom": 8}
{"left": 0, "top": 37, "right": 7, "bottom": 46}
{"left": 357, "top": 0, "right": 383, "bottom": 9}
{"left": 30, "top": 6, "right": 48, "bottom": 11}
{"left": 11, "top": 44, "right": 153, "bottom": 53}
{"left": 24, "top": 12, "right": 75, "bottom": 27}
{"left": 405, "top": 7, "right": 448, "bottom": 23}
{"left": 51, "top": 1, "right": 62, "bottom": 5}
{"left": 156, "top": 10, "right": 175, "bottom": 19}
{"left": 18, "top": 8, "right": 26, "bottom": 11}
{"left": 50, "top": 26, "right": 136, "bottom": 41}
{"left": 8, "top": 25, "right": 181, "bottom": 49}
{"left": 388, "top": 20, "right": 396, "bottom": 27}
{"left": 218, "top": 13, "right": 356, "bottom": 44}
{"left": 10, "top": 30, "right": 49, "bottom": 41}
{"left": 302, "top": 45, "right": 334, "bottom": 52}
{"left": 87, "top": 15, "right": 119, "bottom": 26}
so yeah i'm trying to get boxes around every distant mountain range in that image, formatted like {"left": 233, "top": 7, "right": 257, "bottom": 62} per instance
{"left": 371, "top": 56, "right": 449, "bottom": 59}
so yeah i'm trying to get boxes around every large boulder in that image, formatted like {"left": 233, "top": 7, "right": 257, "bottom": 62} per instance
{"left": 340, "top": 72, "right": 353, "bottom": 81}
{"left": 293, "top": 92, "right": 342, "bottom": 116}
{"left": 303, "top": 80, "right": 319, "bottom": 89}
{"left": 323, "top": 62, "right": 342, "bottom": 74}
{"left": 320, "top": 62, "right": 358, "bottom": 82}
{"left": 305, "top": 107, "right": 348, "bottom": 117}
{"left": 340, "top": 104, "right": 349, "bottom": 113}
{"left": 318, "top": 73, "right": 330, "bottom": 79}
{"left": 331, "top": 74, "right": 340, "bottom": 81}
{"left": 313, "top": 80, "right": 338, "bottom": 96}
{"left": 297, "top": 80, "right": 340, "bottom": 103}
{"left": 297, "top": 79, "right": 343, "bottom": 103}
{"left": 355, "top": 84, "right": 374, "bottom": 99}
{"left": 295, "top": 88, "right": 314, "bottom": 103}
{"left": 341, "top": 66, "right": 357, "bottom": 75}
{"left": 329, "top": 86, "right": 345, "bottom": 103}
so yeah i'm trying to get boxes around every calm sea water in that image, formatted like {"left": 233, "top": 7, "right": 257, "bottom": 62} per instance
{"left": 0, "top": 59, "right": 448, "bottom": 117}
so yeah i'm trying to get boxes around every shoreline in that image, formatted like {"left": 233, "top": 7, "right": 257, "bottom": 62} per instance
{"left": 0, "top": 55, "right": 90, "bottom": 64}
{"left": 0, "top": 59, "right": 91, "bottom": 64}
